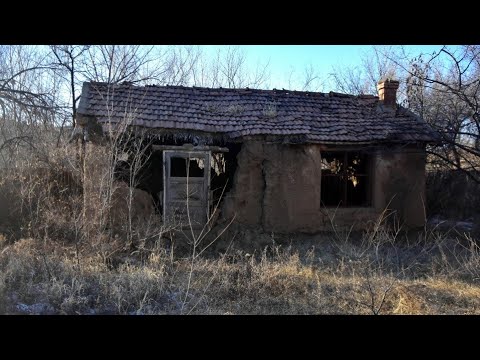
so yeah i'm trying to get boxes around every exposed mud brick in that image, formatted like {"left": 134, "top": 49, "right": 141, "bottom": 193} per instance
{"left": 373, "top": 148, "right": 426, "bottom": 228}
{"left": 221, "top": 141, "right": 264, "bottom": 226}
{"left": 262, "top": 144, "right": 322, "bottom": 233}
{"left": 110, "top": 181, "right": 155, "bottom": 227}
{"left": 222, "top": 143, "right": 425, "bottom": 233}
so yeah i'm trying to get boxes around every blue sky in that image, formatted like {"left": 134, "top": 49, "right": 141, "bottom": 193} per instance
{"left": 202, "top": 45, "right": 451, "bottom": 90}
{"left": 241, "top": 45, "right": 442, "bottom": 71}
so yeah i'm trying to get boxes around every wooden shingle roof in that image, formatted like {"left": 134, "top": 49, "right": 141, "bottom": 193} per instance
{"left": 77, "top": 82, "right": 439, "bottom": 144}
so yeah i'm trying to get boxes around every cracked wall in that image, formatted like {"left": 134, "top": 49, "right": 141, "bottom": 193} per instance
{"left": 81, "top": 138, "right": 426, "bottom": 234}
{"left": 262, "top": 143, "right": 323, "bottom": 232}
{"left": 221, "top": 140, "right": 324, "bottom": 232}
{"left": 221, "top": 140, "right": 427, "bottom": 233}
{"left": 221, "top": 141, "right": 264, "bottom": 226}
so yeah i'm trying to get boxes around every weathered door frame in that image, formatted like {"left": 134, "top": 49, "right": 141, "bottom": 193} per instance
{"left": 162, "top": 150, "right": 211, "bottom": 227}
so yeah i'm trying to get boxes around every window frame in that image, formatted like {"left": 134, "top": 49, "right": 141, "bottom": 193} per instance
{"left": 320, "top": 150, "right": 373, "bottom": 208}
{"left": 169, "top": 156, "right": 206, "bottom": 178}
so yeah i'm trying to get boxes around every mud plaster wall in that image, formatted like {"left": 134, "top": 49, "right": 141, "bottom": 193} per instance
{"left": 221, "top": 141, "right": 264, "bottom": 226}
{"left": 262, "top": 143, "right": 323, "bottom": 232}
{"left": 80, "top": 140, "right": 426, "bottom": 233}
{"left": 373, "top": 147, "right": 426, "bottom": 228}
{"left": 221, "top": 141, "right": 329, "bottom": 232}
{"left": 221, "top": 141, "right": 427, "bottom": 232}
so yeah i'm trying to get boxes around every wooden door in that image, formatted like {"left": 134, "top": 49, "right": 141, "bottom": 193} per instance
{"left": 163, "top": 150, "right": 211, "bottom": 228}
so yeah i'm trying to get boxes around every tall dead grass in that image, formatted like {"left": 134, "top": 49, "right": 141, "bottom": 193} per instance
{"left": 1, "top": 132, "right": 479, "bottom": 314}
{"left": 1, "top": 218, "right": 480, "bottom": 314}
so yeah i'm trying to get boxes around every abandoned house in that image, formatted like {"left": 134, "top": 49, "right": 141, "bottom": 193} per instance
{"left": 76, "top": 79, "right": 439, "bottom": 233}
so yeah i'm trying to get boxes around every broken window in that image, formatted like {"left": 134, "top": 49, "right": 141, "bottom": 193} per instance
{"left": 170, "top": 157, "right": 205, "bottom": 177}
{"left": 209, "top": 144, "right": 241, "bottom": 215}
{"left": 320, "top": 151, "right": 371, "bottom": 207}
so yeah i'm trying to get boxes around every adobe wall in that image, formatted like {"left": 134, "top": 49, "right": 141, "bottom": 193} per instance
{"left": 221, "top": 141, "right": 379, "bottom": 232}
{"left": 373, "top": 147, "right": 426, "bottom": 228}
{"left": 221, "top": 141, "right": 427, "bottom": 232}
{"left": 80, "top": 139, "right": 426, "bottom": 234}
{"left": 220, "top": 141, "right": 264, "bottom": 226}
{"left": 262, "top": 143, "right": 323, "bottom": 232}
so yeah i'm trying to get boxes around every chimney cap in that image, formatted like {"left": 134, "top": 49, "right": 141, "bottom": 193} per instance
{"left": 377, "top": 78, "right": 400, "bottom": 87}
{"left": 377, "top": 78, "right": 399, "bottom": 108}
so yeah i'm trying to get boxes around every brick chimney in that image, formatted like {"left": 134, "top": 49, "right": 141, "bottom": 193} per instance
{"left": 377, "top": 79, "right": 399, "bottom": 108}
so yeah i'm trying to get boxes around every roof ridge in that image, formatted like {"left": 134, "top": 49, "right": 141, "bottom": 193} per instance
{"left": 85, "top": 81, "right": 383, "bottom": 101}
{"left": 328, "top": 91, "right": 355, "bottom": 98}
{"left": 85, "top": 81, "right": 347, "bottom": 97}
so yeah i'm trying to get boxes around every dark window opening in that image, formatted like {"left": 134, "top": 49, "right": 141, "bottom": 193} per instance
{"left": 170, "top": 157, "right": 205, "bottom": 177}
{"left": 321, "top": 151, "right": 371, "bottom": 207}
{"left": 114, "top": 144, "right": 164, "bottom": 215}
{"left": 209, "top": 143, "right": 242, "bottom": 214}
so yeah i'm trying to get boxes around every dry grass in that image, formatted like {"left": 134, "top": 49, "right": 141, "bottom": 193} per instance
{"left": 1, "top": 224, "right": 479, "bottom": 315}
{"left": 1, "top": 134, "right": 479, "bottom": 315}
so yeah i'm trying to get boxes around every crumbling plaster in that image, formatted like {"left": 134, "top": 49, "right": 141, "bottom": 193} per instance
{"left": 221, "top": 140, "right": 426, "bottom": 232}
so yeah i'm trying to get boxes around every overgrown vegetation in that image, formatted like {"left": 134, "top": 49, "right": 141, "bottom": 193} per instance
{"left": 426, "top": 169, "right": 480, "bottom": 223}
{"left": 1, "top": 217, "right": 480, "bottom": 314}
{"left": 1, "top": 45, "right": 480, "bottom": 315}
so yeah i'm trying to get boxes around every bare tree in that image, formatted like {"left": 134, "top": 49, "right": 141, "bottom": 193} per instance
{"left": 162, "top": 45, "right": 203, "bottom": 86}
{"left": 0, "top": 46, "right": 59, "bottom": 123}
{"left": 222, "top": 46, "right": 246, "bottom": 88}
{"left": 329, "top": 45, "right": 480, "bottom": 183}
{"left": 330, "top": 46, "right": 399, "bottom": 95}
{"left": 50, "top": 45, "right": 170, "bottom": 128}
{"left": 0, "top": 46, "right": 62, "bottom": 168}
{"left": 284, "top": 63, "right": 324, "bottom": 92}
{"left": 50, "top": 45, "right": 90, "bottom": 128}
{"left": 330, "top": 65, "right": 371, "bottom": 95}
{"left": 388, "top": 45, "right": 480, "bottom": 182}
{"left": 194, "top": 46, "right": 270, "bottom": 89}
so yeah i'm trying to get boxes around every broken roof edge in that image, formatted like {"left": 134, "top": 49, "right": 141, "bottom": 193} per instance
{"left": 395, "top": 104, "right": 442, "bottom": 145}
{"left": 278, "top": 138, "right": 435, "bottom": 146}
{"left": 99, "top": 123, "right": 436, "bottom": 147}
{"left": 100, "top": 125, "right": 235, "bottom": 146}
{"left": 78, "top": 81, "right": 376, "bottom": 102}
{"left": 77, "top": 82, "right": 91, "bottom": 115}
